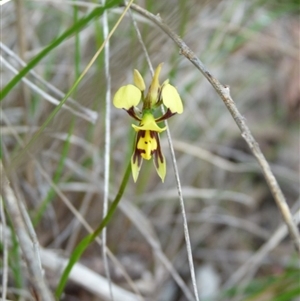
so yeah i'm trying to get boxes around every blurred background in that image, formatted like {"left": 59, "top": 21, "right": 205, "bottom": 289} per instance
{"left": 1, "top": 0, "right": 299, "bottom": 300}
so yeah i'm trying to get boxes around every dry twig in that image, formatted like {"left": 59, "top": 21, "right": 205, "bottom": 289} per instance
{"left": 130, "top": 3, "right": 300, "bottom": 254}
{"left": 1, "top": 161, "right": 55, "bottom": 301}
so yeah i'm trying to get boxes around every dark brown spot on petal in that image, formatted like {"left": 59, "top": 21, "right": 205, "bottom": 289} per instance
{"left": 153, "top": 132, "right": 164, "bottom": 163}
{"left": 139, "top": 130, "right": 146, "bottom": 138}
{"left": 150, "top": 131, "right": 155, "bottom": 139}
{"left": 135, "top": 131, "right": 146, "bottom": 155}
{"left": 133, "top": 133, "right": 145, "bottom": 166}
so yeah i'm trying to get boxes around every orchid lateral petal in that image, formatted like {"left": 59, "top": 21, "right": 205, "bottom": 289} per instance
{"left": 161, "top": 83, "right": 183, "bottom": 114}
{"left": 113, "top": 84, "right": 141, "bottom": 110}
{"left": 155, "top": 108, "right": 176, "bottom": 123}
{"left": 152, "top": 132, "right": 166, "bottom": 182}
{"left": 126, "top": 107, "right": 141, "bottom": 121}
{"left": 134, "top": 69, "right": 146, "bottom": 91}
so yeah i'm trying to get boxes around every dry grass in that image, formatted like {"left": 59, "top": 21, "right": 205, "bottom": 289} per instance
{"left": 1, "top": 0, "right": 299, "bottom": 300}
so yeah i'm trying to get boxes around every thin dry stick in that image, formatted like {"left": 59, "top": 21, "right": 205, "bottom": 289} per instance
{"left": 14, "top": 0, "right": 31, "bottom": 128}
{"left": 130, "top": 3, "right": 300, "bottom": 254}
{"left": 101, "top": 0, "right": 114, "bottom": 299}
{"left": 0, "top": 196, "right": 8, "bottom": 301}
{"left": 1, "top": 162, "right": 55, "bottom": 301}
{"left": 65, "top": 192, "right": 94, "bottom": 252}
{"left": 15, "top": 0, "right": 27, "bottom": 60}
{"left": 127, "top": 7, "right": 199, "bottom": 301}
{"left": 19, "top": 200, "right": 43, "bottom": 272}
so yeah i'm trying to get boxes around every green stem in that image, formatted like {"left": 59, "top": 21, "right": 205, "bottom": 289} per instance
{"left": 55, "top": 161, "right": 131, "bottom": 299}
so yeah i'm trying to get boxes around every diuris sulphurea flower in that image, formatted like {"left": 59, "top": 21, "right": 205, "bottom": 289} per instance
{"left": 113, "top": 63, "right": 183, "bottom": 182}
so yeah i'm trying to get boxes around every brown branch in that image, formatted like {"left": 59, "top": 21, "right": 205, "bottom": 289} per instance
{"left": 0, "top": 161, "right": 55, "bottom": 301}
{"left": 130, "top": 3, "right": 300, "bottom": 254}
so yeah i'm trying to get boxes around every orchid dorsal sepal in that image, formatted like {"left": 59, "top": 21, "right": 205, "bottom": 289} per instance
{"left": 147, "top": 63, "right": 163, "bottom": 107}
{"left": 113, "top": 84, "right": 141, "bottom": 110}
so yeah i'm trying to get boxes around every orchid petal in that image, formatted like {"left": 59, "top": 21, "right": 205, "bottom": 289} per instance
{"left": 131, "top": 132, "right": 144, "bottom": 182}
{"left": 161, "top": 83, "right": 183, "bottom": 114}
{"left": 133, "top": 69, "right": 146, "bottom": 91}
{"left": 152, "top": 132, "right": 166, "bottom": 182}
{"left": 113, "top": 84, "right": 141, "bottom": 110}
{"left": 136, "top": 130, "right": 157, "bottom": 160}
{"left": 132, "top": 112, "right": 166, "bottom": 133}
{"left": 131, "top": 154, "right": 142, "bottom": 182}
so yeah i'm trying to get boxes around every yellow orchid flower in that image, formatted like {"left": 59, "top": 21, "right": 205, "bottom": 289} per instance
{"left": 113, "top": 63, "right": 183, "bottom": 182}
